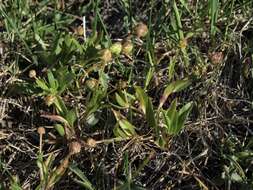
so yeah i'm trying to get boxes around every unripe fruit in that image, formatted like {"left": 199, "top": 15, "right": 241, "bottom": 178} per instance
{"left": 100, "top": 49, "right": 112, "bottom": 63}
{"left": 122, "top": 41, "right": 133, "bottom": 55}
{"left": 110, "top": 42, "right": 122, "bottom": 55}
{"left": 74, "top": 25, "right": 84, "bottom": 36}
{"left": 29, "top": 70, "right": 36, "bottom": 79}
{"left": 85, "top": 79, "right": 97, "bottom": 90}
{"left": 179, "top": 38, "right": 187, "bottom": 49}
{"left": 134, "top": 22, "right": 148, "bottom": 38}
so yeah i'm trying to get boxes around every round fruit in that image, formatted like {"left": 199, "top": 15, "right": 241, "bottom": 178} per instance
{"left": 134, "top": 22, "right": 148, "bottom": 38}
{"left": 122, "top": 41, "right": 133, "bottom": 55}
{"left": 100, "top": 49, "right": 112, "bottom": 63}
{"left": 110, "top": 42, "right": 122, "bottom": 55}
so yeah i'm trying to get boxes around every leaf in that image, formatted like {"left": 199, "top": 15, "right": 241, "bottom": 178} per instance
{"left": 135, "top": 86, "right": 157, "bottom": 133}
{"left": 146, "top": 97, "right": 157, "bottom": 134}
{"left": 69, "top": 164, "right": 95, "bottom": 190}
{"left": 159, "top": 79, "right": 191, "bottom": 109}
{"left": 177, "top": 102, "right": 193, "bottom": 133}
{"left": 113, "top": 123, "right": 129, "bottom": 139}
{"left": 47, "top": 70, "right": 57, "bottom": 90}
{"left": 36, "top": 78, "right": 49, "bottom": 91}
{"left": 54, "top": 124, "right": 65, "bottom": 136}
{"left": 144, "top": 67, "right": 154, "bottom": 89}
{"left": 168, "top": 57, "right": 176, "bottom": 81}
{"left": 179, "top": 0, "right": 193, "bottom": 16}
{"left": 99, "top": 71, "right": 109, "bottom": 90}
{"left": 58, "top": 72, "right": 75, "bottom": 94}
{"left": 53, "top": 36, "right": 64, "bottom": 55}
{"left": 54, "top": 96, "right": 68, "bottom": 115}
{"left": 85, "top": 89, "right": 104, "bottom": 117}
{"left": 118, "top": 119, "right": 136, "bottom": 137}
{"left": 112, "top": 110, "right": 136, "bottom": 138}
{"left": 163, "top": 99, "right": 178, "bottom": 135}
{"left": 209, "top": 0, "right": 219, "bottom": 37}
{"left": 115, "top": 92, "right": 129, "bottom": 108}
{"left": 35, "top": 33, "right": 47, "bottom": 50}
{"left": 65, "top": 109, "right": 77, "bottom": 127}
{"left": 135, "top": 86, "right": 148, "bottom": 114}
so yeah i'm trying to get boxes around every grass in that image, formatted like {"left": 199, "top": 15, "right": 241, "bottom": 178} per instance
{"left": 1, "top": 0, "right": 253, "bottom": 189}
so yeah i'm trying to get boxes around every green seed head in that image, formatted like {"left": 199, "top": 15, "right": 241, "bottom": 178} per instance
{"left": 110, "top": 42, "right": 122, "bottom": 55}
{"left": 122, "top": 41, "right": 133, "bottom": 55}
{"left": 85, "top": 79, "right": 97, "bottom": 90}
{"left": 100, "top": 49, "right": 112, "bottom": 63}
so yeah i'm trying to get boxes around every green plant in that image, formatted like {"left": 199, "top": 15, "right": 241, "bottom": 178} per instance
{"left": 35, "top": 69, "right": 74, "bottom": 106}
{"left": 162, "top": 99, "right": 193, "bottom": 136}
{"left": 221, "top": 137, "right": 253, "bottom": 189}
{"left": 0, "top": 159, "right": 22, "bottom": 190}
{"left": 69, "top": 164, "right": 95, "bottom": 190}
{"left": 208, "top": 0, "right": 219, "bottom": 39}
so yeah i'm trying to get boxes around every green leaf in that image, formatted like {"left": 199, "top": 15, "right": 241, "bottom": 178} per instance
{"left": 35, "top": 33, "right": 47, "bottom": 50}
{"left": 113, "top": 124, "right": 129, "bottom": 139}
{"left": 69, "top": 164, "right": 95, "bottom": 190}
{"left": 168, "top": 57, "right": 176, "bottom": 81}
{"left": 53, "top": 36, "right": 64, "bottom": 55}
{"left": 65, "top": 109, "right": 77, "bottom": 127}
{"left": 164, "top": 99, "right": 178, "bottom": 135}
{"left": 99, "top": 71, "right": 109, "bottom": 90}
{"left": 146, "top": 97, "right": 157, "bottom": 134}
{"left": 179, "top": 0, "right": 193, "bottom": 16}
{"left": 47, "top": 70, "right": 58, "bottom": 90}
{"left": 135, "top": 86, "right": 157, "bottom": 134}
{"left": 36, "top": 78, "right": 49, "bottom": 91}
{"left": 177, "top": 102, "right": 193, "bottom": 133}
{"left": 135, "top": 86, "right": 148, "bottom": 114}
{"left": 159, "top": 79, "right": 191, "bottom": 109}
{"left": 118, "top": 119, "right": 136, "bottom": 137}
{"left": 209, "top": 0, "right": 219, "bottom": 37}
{"left": 54, "top": 96, "right": 68, "bottom": 115}
{"left": 10, "top": 180, "right": 22, "bottom": 190}
{"left": 54, "top": 124, "right": 65, "bottom": 136}
{"left": 144, "top": 67, "right": 154, "bottom": 89}
{"left": 85, "top": 88, "right": 105, "bottom": 117}
{"left": 58, "top": 72, "right": 75, "bottom": 94}
{"left": 115, "top": 93, "right": 129, "bottom": 108}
